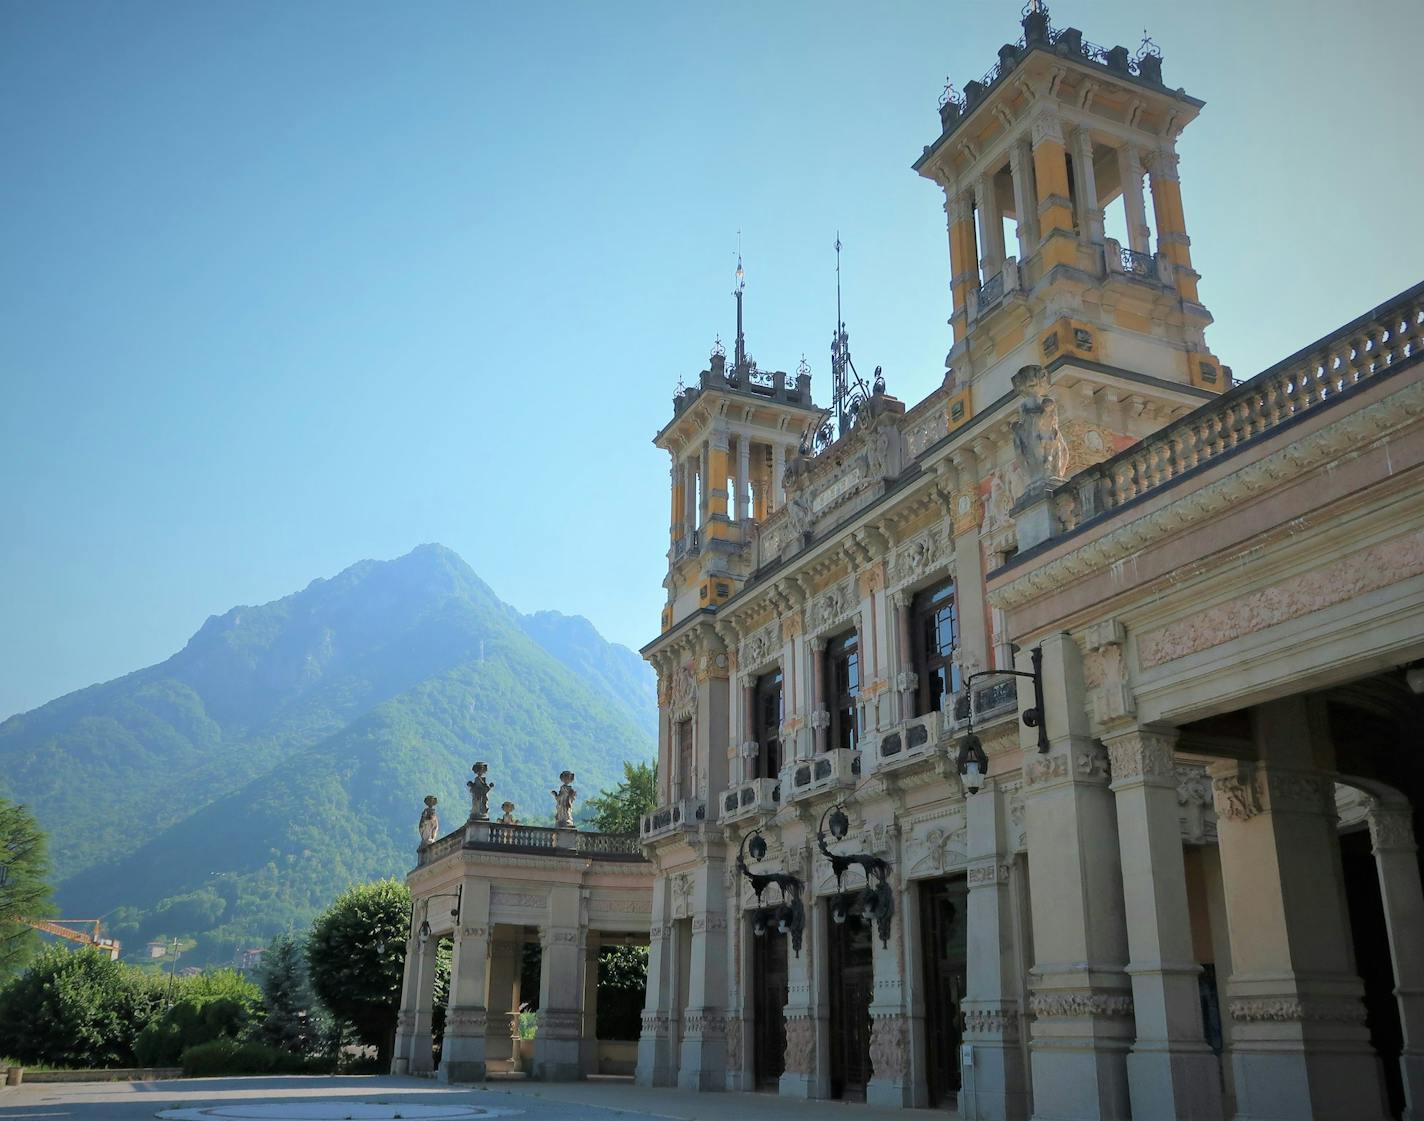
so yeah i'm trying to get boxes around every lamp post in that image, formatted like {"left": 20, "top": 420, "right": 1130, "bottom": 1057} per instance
{"left": 816, "top": 805, "right": 895, "bottom": 948}
{"left": 952, "top": 644, "right": 1051, "bottom": 794}
{"left": 736, "top": 829, "right": 806, "bottom": 956}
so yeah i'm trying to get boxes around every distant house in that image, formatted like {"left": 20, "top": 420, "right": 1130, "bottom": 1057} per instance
{"left": 145, "top": 941, "right": 168, "bottom": 959}
{"left": 235, "top": 947, "right": 266, "bottom": 971}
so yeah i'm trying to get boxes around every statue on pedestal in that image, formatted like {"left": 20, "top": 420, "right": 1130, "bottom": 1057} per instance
{"left": 467, "top": 762, "right": 494, "bottom": 822}
{"left": 499, "top": 801, "right": 517, "bottom": 825}
{"left": 418, "top": 795, "right": 439, "bottom": 847}
{"left": 551, "top": 771, "right": 577, "bottom": 829}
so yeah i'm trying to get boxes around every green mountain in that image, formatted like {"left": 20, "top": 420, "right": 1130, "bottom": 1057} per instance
{"left": 0, "top": 544, "right": 654, "bottom": 965}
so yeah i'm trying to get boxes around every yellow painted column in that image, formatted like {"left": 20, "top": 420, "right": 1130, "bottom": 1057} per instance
{"left": 946, "top": 189, "right": 978, "bottom": 343}
{"left": 1146, "top": 147, "right": 1199, "bottom": 303}
{"left": 1031, "top": 115, "right": 1077, "bottom": 270}
{"left": 706, "top": 434, "right": 730, "bottom": 539}
{"left": 669, "top": 459, "right": 684, "bottom": 546}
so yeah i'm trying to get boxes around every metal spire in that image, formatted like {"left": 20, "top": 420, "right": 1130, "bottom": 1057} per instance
{"left": 733, "top": 231, "right": 746, "bottom": 373}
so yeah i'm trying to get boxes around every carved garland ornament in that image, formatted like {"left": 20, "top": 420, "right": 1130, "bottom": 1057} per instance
{"left": 783, "top": 1017, "right": 815, "bottom": 1075}
{"left": 1029, "top": 992, "right": 1135, "bottom": 1020}
{"left": 869, "top": 1014, "right": 910, "bottom": 1080}
{"left": 1228, "top": 997, "right": 1367, "bottom": 1025}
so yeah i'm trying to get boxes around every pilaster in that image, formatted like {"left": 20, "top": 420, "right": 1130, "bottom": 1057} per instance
{"left": 677, "top": 855, "right": 730, "bottom": 1090}
{"left": 391, "top": 930, "right": 438, "bottom": 1075}
{"left": 533, "top": 884, "right": 585, "bottom": 1081}
{"left": 441, "top": 880, "right": 493, "bottom": 1083}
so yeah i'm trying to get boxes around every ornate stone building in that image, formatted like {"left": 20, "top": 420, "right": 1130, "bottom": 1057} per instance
{"left": 636, "top": 6, "right": 1424, "bottom": 1120}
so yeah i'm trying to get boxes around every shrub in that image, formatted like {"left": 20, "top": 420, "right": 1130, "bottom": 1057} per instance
{"left": 179, "top": 1037, "right": 334, "bottom": 1077}
{"left": 133, "top": 970, "right": 260, "bottom": 1067}
{"left": 0, "top": 946, "right": 165, "bottom": 1067}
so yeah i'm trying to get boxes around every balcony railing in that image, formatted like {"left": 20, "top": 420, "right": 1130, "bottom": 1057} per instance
{"left": 1119, "top": 246, "right": 1155, "bottom": 280}
{"left": 868, "top": 710, "right": 944, "bottom": 775}
{"left": 417, "top": 822, "right": 646, "bottom": 865}
{"left": 719, "top": 777, "right": 781, "bottom": 825}
{"left": 1050, "top": 282, "right": 1424, "bottom": 536}
{"left": 781, "top": 749, "right": 860, "bottom": 803}
{"left": 977, "top": 271, "right": 1005, "bottom": 309}
{"left": 640, "top": 798, "right": 707, "bottom": 842}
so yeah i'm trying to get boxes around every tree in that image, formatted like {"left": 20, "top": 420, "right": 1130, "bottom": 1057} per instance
{"left": 257, "top": 933, "right": 315, "bottom": 1054}
{"left": 584, "top": 761, "right": 657, "bottom": 835}
{"left": 0, "top": 798, "right": 54, "bottom": 975}
{"left": 133, "top": 968, "right": 260, "bottom": 1066}
{"left": 306, "top": 879, "right": 410, "bottom": 1065}
{"left": 0, "top": 946, "right": 165, "bottom": 1066}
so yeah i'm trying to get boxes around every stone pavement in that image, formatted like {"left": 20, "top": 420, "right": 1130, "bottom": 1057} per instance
{"left": 0, "top": 1075, "right": 953, "bottom": 1120}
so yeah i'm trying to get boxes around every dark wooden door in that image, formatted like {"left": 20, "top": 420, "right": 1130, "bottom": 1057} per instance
{"left": 827, "top": 910, "right": 874, "bottom": 1101}
{"left": 752, "top": 926, "right": 788, "bottom": 1090}
{"left": 920, "top": 877, "right": 968, "bottom": 1107}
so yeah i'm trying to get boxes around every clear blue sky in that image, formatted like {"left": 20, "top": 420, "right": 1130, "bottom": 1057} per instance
{"left": 2, "top": 0, "right": 1420, "bottom": 719}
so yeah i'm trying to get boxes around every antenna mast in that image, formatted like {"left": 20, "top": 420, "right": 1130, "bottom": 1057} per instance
{"left": 733, "top": 231, "right": 747, "bottom": 373}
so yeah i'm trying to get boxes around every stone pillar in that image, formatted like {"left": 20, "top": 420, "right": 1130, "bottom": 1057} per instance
{"left": 1145, "top": 145, "right": 1200, "bottom": 302}
{"left": 669, "top": 460, "right": 682, "bottom": 550}
{"left": 946, "top": 455, "right": 989, "bottom": 678}
{"left": 772, "top": 444, "right": 786, "bottom": 511}
{"left": 892, "top": 591, "right": 916, "bottom": 723}
{"left": 678, "top": 857, "right": 730, "bottom": 1090}
{"left": 946, "top": 188, "right": 979, "bottom": 343}
{"left": 742, "top": 678, "right": 758, "bottom": 781}
{"left": 960, "top": 782, "right": 1029, "bottom": 1121}
{"left": 780, "top": 890, "right": 827, "bottom": 1099}
{"left": 975, "top": 173, "right": 1005, "bottom": 277}
{"left": 1207, "top": 696, "right": 1390, "bottom": 1121}
{"left": 1030, "top": 115, "right": 1077, "bottom": 272}
{"left": 637, "top": 877, "right": 677, "bottom": 1086}
{"left": 580, "top": 933, "right": 601, "bottom": 1077}
{"left": 1104, "top": 726, "right": 1222, "bottom": 1120}
{"left": 442, "top": 883, "right": 492, "bottom": 1083}
{"left": 391, "top": 927, "right": 439, "bottom": 1075}
{"left": 1008, "top": 140, "right": 1039, "bottom": 261}
{"left": 1115, "top": 144, "right": 1151, "bottom": 255}
{"left": 1020, "top": 634, "right": 1133, "bottom": 1120}
{"left": 867, "top": 828, "right": 914, "bottom": 1107}
{"left": 699, "top": 442, "right": 710, "bottom": 529}
{"left": 484, "top": 928, "right": 522, "bottom": 1072}
{"left": 682, "top": 459, "right": 697, "bottom": 542}
{"left": 1070, "top": 128, "right": 1103, "bottom": 244}
{"left": 533, "top": 885, "right": 584, "bottom": 1081}
{"left": 737, "top": 435, "right": 751, "bottom": 523}
{"left": 810, "top": 637, "right": 829, "bottom": 755}
{"left": 1365, "top": 799, "right": 1424, "bottom": 1119}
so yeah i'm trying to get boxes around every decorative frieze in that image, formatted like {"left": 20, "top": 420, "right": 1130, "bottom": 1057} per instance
{"left": 1029, "top": 991, "right": 1135, "bottom": 1020}
{"left": 966, "top": 861, "right": 1012, "bottom": 885}
{"left": 963, "top": 1006, "right": 1020, "bottom": 1039}
{"left": 889, "top": 525, "right": 949, "bottom": 590}
{"left": 682, "top": 1011, "right": 728, "bottom": 1037}
{"left": 1228, "top": 997, "right": 1368, "bottom": 1025}
{"left": 445, "top": 1009, "right": 488, "bottom": 1033}
{"left": 808, "top": 580, "right": 855, "bottom": 634}
{"left": 691, "top": 913, "right": 728, "bottom": 933}
{"left": 1212, "top": 764, "right": 1334, "bottom": 820}
{"left": 1212, "top": 769, "right": 1262, "bottom": 821}
{"left": 783, "top": 1016, "right": 815, "bottom": 1074}
{"left": 640, "top": 1011, "right": 672, "bottom": 1037}
{"left": 537, "top": 1010, "right": 581, "bottom": 1037}
{"left": 1105, "top": 728, "right": 1176, "bottom": 784}
{"left": 491, "top": 890, "right": 545, "bottom": 909}
{"left": 1366, "top": 801, "right": 1418, "bottom": 853}
{"left": 739, "top": 619, "right": 781, "bottom": 673}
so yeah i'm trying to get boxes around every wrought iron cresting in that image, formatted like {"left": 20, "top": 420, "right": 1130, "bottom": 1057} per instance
{"left": 816, "top": 804, "right": 895, "bottom": 948}
{"left": 800, "top": 236, "right": 883, "bottom": 457}
{"left": 736, "top": 828, "right": 806, "bottom": 956}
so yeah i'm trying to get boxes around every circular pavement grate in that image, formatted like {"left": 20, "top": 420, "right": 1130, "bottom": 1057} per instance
{"left": 157, "top": 1103, "right": 507, "bottom": 1120}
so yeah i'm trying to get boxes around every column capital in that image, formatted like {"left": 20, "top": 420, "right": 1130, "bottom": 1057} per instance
{"left": 1209, "top": 760, "right": 1335, "bottom": 821}
{"left": 1030, "top": 113, "right": 1065, "bottom": 148}
{"left": 1366, "top": 798, "right": 1418, "bottom": 854}
{"left": 1104, "top": 725, "right": 1178, "bottom": 786}
{"left": 1144, "top": 146, "right": 1181, "bottom": 182}
{"left": 946, "top": 192, "right": 974, "bottom": 224}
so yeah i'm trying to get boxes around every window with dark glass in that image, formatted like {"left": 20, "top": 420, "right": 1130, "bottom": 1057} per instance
{"left": 913, "top": 580, "right": 960, "bottom": 717}
{"left": 825, "top": 630, "right": 860, "bottom": 751}
{"left": 753, "top": 670, "right": 783, "bottom": 779}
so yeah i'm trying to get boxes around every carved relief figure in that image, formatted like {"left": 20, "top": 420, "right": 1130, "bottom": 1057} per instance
{"left": 1010, "top": 364, "right": 1069, "bottom": 485}
{"left": 418, "top": 795, "right": 439, "bottom": 846}
{"left": 552, "top": 770, "right": 577, "bottom": 828}
{"left": 787, "top": 489, "right": 814, "bottom": 538}
{"left": 467, "top": 761, "right": 494, "bottom": 821}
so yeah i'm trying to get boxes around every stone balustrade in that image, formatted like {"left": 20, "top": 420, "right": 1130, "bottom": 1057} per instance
{"left": 416, "top": 822, "right": 645, "bottom": 866}
{"left": 640, "top": 798, "right": 707, "bottom": 843}
{"left": 867, "top": 710, "right": 945, "bottom": 775}
{"left": 718, "top": 777, "right": 781, "bottom": 825}
{"left": 781, "top": 748, "right": 861, "bottom": 803}
{"left": 1052, "top": 283, "right": 1424, "bottom": 536}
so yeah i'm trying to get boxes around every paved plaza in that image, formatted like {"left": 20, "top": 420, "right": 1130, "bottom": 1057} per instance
{"left": 0, "top": 1075, "right": 951, "bottom": 1120}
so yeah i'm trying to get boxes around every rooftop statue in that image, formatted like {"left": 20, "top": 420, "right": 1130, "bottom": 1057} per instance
{"left": 467, "top": 761, "right": 494, "bottom": 822}
{"left": 418, "top": 795, "right": 439, "bottom": 847}
{"left": 499, "top": 800, "right": 518, "bottom": 825}
{"left": 552, "top": 771, "right": 577, "bottom": 829}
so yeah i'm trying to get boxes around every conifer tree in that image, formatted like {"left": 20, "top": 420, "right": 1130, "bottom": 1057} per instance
{"left": 257, "top": 932, "right": 313, "bottom": 1054}
{"left": 0, "top": 797, "right": 54, "bottom": 976}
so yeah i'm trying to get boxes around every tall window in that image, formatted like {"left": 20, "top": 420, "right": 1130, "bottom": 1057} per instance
{"left": 913, "top": 580, "right": 960, "bottom": 716}
{"left": 753, "top": 670, "right": 783, "bottom": 779}
{"left": 826, "top": 630, "right": 860, "bottom": 751}
{"left": 676, "top": 718, "right": 694, "bottom": 800}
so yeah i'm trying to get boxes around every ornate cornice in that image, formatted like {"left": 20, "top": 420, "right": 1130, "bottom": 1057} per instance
{"left": 990, "top": 378, "right": 1424, "bottom": 611}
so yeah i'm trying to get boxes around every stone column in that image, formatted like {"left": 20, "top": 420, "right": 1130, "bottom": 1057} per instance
{"left": 637, "top": 877, "right": 677, "bottom": 1086}
{"left": 1071, "top": 127, "right": 1103, "bottom": 245}
{"left": 580, "top": 932, "right": 601, "bottom": 1077}
{"left": 1030, "top": 115, "right": 1077, "bottom": 272}
{"left": 1104, "top": 726, "right": 1222, "bottom": 1120}
{"left": 742, "top": 678, "right": 758, "bottom": 781}
{"left": 780, "top": 888, "right": 827, "bottom": 1099}
{"left": 441, "top": 889, "right": 492, "bottom": 1082}
{"left": 737, "top": 435, "right": 751, "bottom": 523}
{"left": 533, "top": 885, "right": 584, "bottom": 1081}
{"left": 810, "top": 637, "right": 829, "bottom": 755}
{"left": 892, "top": 590, "right": 916, "bottom": 724}
{"left": 391, "top": 927, "right": 439, "bottom": 1075}
{"left": 1008, "top": 140, "right": 1039, "bottom": 261}
{"left": 678, "top": 857, "right": 730, "bottom": 1089}
{"left": 946, "top": 456, "right": 989, "bottom": 678}
{"left": 1020, "top": 634, "right": 1133, "bottom": 1120}
{"left": 682, "top": 459, "right": 697, "bottom": 543}
{"left": 960, "top": 782, "right": 1029, "bottom": 1121}
{"left": 1367, "top": 798, "right": 1424, "bottom": 1119}
{"left": 484, "top": 928, "right": 522, "bottom": 1073}
{"left": 699, "top": 442, "right": 710, "bottom": 529}
{"left": 1115, "top": 144, "right": 1150, "bottom": 255}
{"left": 867, "top": 828, "right": 914, "bottom": 1107}
{"left": 1145, "top": 145, "right": 1200, "bottom": 302}
{"left": 946, "top": 188, "right": 979, "bottom": 343}
{"left": 975, "top": 173, "right": 1005, "bottom": 277}
{"left": 669, "top": 460, "right": 682, "bottom": 551}
{"left": 1207, "top": 695, "right": 1390, "bottom": 1121}
{"left": 772, "top": 444, "right": 786, "bottom": 511}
